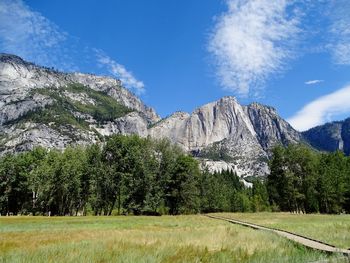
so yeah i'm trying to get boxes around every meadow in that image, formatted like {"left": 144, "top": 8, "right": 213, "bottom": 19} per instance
{"left": 1, "top": 214, "right": 348, "bottom": 263}
{"left": 216, "top": 213, "right": 350, "bottom": 250}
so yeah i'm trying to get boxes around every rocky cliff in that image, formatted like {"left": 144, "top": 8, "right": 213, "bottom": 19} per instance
{"left": 303, "top": 118, "right": 350, "bottom": 155}
{"left": 0, "top": 54, "right": 305, "bottom": 177}
{"left": 148, "top": 97, "right": 302, "bottom": 176}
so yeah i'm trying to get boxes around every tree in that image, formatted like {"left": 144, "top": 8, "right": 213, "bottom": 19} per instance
{"left": 318, "top": 151, "right": 347, "bottom": 213}
{"left": 251, "top": 179, "right": 269, "bottom": 212}
{"left": 0, "top": 154, "right": 31, "bottom": 215}
{"left": 200, "top": 169, "right": 232, "bottom": 212}
{"left": 166, "top": 155, "right": 200, "bottom": 215}
{"left": 268, "top": 144, "right": 319, "bottom": 213}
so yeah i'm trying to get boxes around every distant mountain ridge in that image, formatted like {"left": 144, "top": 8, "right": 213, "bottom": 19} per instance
{"left": 0, "top": 54, "right": 347, "bottom": 177}
{"left": 302, "top": 118, "right": 350, "bottom": 156}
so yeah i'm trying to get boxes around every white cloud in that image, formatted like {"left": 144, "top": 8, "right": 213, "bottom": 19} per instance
{"left": 305, "top": 79, "right": 323, "bottom": 85}
{"left": 288, "top": 85, "right": 350, "bottom": 131}
{"left": 0, "top": 0, "right": 145, "bottom": 93}
{"left": 95, "top": 51, "right": 145, "bottom": 95}
{"left": 0, "top": 0, "right": 76, "bottom": 71}
{"left": 327, "top": 0, "right": 350, "bottom": 65}
{"left": 208, "top": 0, "right": 301, "bottom": 97}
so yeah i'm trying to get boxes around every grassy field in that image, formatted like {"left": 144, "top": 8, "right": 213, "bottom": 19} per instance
{"left": 0, "top": 214, "right": 347, "bottom": 263}
{"left": 215, "top": 213, "right": 350, "bottom": 249}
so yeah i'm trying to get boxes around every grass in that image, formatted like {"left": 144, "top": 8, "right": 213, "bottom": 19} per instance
{"left": 215, "top": 212, "right": 350, "bottom": 249}
{"left": 0, "top": 215, "right": 345, "bottom": 263}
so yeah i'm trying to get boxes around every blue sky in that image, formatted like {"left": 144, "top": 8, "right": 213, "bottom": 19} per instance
{"left": 1, "top": 0, "right": 350, "bottom": 131}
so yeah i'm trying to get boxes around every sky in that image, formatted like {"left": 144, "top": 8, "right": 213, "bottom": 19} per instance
{"left": 0, "top": 0, "right": 350, "bottom": 131}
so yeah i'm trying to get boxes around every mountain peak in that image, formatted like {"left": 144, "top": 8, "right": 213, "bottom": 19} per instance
{"left": 220, "top": 95, "right": 237, "bottom": 101}
{"left": 192, "top": 96, "right": 239, "bottom": 113}
{"left": 0, "top": 53, "right": 30, "bottom": 65}
{"left": 248, "top": 102, "right": 277, "bottom": 113}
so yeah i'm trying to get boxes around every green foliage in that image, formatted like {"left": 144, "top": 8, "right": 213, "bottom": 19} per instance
{"left": 198, "top": 142, "right": 234, "bottom": 162}
{"left": 267, "top": 144, "right": 350, "bottom": 214}
{"left": 251, "top": 179, "right": 270, "bottom": 212}
{"left": 0, "top": 136, "right": 202, "bottom": 216}
{"left": 0, "top": 153, "right": 31, "bottom": 215}
{"left": 64, "top": 84, "right": 133, "bottom": 122}
{"left": 16, "top": 101, "right": 90, "bottom": 130}
{"left": 0, "top": 133, "right": 275, "bottom": 216}
{"left": 200, "top": 169, "right": 269, "bottom": 213}
{"left": 166, "top": 155, "right": 201, "bottom": 214}
{"left": 317, "top": 151, "right": 348, "bottom": 213}
{"left": 3, "top": 135, "right": 349, "bottom": 216}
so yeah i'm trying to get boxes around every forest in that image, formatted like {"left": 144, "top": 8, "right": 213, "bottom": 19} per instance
{"left": 268, "top": 144, "right": 350, "bottom": 214}
{"left": 0, "top": 135, "right": 349, "bottom": 216}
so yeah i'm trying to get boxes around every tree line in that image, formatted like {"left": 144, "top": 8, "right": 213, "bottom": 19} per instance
{"left": 0, "top": 135, "right": 269, "bottom": 216}
{"left": 1, "top": 135, "right": 349, "bottom": 216}
{"left": 267, "top": 144, "right": 350, "bottom": 214}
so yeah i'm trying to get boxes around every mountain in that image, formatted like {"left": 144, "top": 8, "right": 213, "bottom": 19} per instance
{"left": 148, "top": 97, "right": 302, "bottom": 176}
{"left": 303, "top": 118, "right": 350, "bottom": 155}
{"left": 0, "top": 53, "right": 160, "bottom": 153}
{"left": 0, "top": 54, "right": 303, "bottom": 177}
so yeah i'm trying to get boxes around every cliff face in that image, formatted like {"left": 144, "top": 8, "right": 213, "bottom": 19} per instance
{"left": 149, "top": 97, "right": 302, "bottom": 176}
{"left": 0, "top": 54, "right": 306, "bottom": 177}
{"left": 303, "top": 118, "right": 350, "bottom": 155}
{"left": 246, "top": 103, "right": 301, "bottom": 151}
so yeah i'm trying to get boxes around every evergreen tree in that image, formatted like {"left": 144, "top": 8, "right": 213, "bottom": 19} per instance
{"left": 166, "top": 155, "right": 200, "bottom": 215}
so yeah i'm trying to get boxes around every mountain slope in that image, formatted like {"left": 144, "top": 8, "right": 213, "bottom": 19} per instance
{"left": 0, "top": 54, "right": 160, "bottom": 152}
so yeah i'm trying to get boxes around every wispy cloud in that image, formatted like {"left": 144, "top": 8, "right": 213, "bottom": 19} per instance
{"left": 305, "top": 79, "right": 324, "bottom": 85}
{"left": 327, "top": 0, "right": 350, "bottom": 65}
{"left": 0, "top": 0, "right": 145, "bottom": 93}
{"left": 208, "top": 1, "right": 350, "bottom": 96}
{"left": 208, "top": 0, "right": 302, "bottom": 97}
{"left": 0, "top": 0, "right": 77, "bottom": 71}
{"left": 288, "top": 85, "right": 350, "bottom": 131}
{"left": 96, "top": 51, "right": 145, "bottom": 95}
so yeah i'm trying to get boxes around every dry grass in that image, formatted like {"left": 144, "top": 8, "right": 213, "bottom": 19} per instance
{"left": 215, "top": 212, "right": 350, "bottom": 249}
{"left": 0, "top": 215, "right": 344, "bottom": 263}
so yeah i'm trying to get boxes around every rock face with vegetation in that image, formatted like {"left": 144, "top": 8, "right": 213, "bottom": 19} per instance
{"left": 0, "top": 53, "right": 160, "bottom": 153}
{"left": 3, "top": 53, "right": 344, "bottom": 178}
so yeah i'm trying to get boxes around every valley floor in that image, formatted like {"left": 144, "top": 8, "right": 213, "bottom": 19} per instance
{"left": 0, "top": 213, "right": 348, "bottom": 263}
{"left": 214, "top": 212, "right": 350, "bottom": 249}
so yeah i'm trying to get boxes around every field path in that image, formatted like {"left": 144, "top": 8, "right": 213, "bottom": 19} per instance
{"left": 206, "top": 214, "right": 350, "bottom": 256}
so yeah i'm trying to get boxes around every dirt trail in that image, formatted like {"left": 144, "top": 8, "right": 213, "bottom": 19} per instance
{"left": 206, "top": 214, "right": 350, "bottom": 256}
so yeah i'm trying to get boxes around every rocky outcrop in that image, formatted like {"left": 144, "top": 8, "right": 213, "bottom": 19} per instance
{"left": 94, "top": 112, "right": 149, "bottom": 137}
{"left": 0, "top": 122, "right": 98, "bottom": 154}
